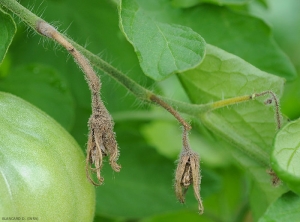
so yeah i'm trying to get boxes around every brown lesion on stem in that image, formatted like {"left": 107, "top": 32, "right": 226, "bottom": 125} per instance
{"left": 36, "top": 20, "right": 120, "bottom": 186}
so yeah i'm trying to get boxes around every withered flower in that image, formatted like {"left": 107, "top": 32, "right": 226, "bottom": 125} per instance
{"left": 175, "top": 150, "right": 203, "bottom": 214}
{"left": 35, "top": 20, "right": 121, "bottom": 186}
{"left": 86, "top": 97, "right": 121, "bottom": 186}
{"left": 175, "top": 129, "right": 204, "bottom": 214}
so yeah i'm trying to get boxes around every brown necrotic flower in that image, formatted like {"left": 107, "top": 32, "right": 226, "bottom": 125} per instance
{"left": 86, "top": 91, "right": 121, "bottom": 186}
{"left": 175, "top": 129, "right": 204, "bottom": 214}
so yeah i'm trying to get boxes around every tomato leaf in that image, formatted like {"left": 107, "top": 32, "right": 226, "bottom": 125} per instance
{"left": 172, "top": 0, "right": 251, "bottom": 8}
{"left": 0, "top": 9, "right": 16, "bottom": 65}
{"left": 271, "top": 118, "right": 300, "bottom": 195}
{"left": 258, "top": 192, "right": 300, "bottom": 222}
{"left": 119, "top": 0, "right": 206, "bottom": 80}
{"left": 247, "top": 162, "right": 288, "bottom": 221}
{"left": 118, "top": 0, "right": 296, "bottom": 80}
{"left": 179, "top": 44, "right": 285, "bottom": 165}
{"left": 176, "top": 4, "right": 296, "bottom": 80}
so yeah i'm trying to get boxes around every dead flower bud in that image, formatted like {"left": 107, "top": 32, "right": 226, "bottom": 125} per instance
{"left": 86, "top": 101, "right": 121, "bottom": 186}
{"left": 175, "top": 150, "right": 204, "bottom": 214}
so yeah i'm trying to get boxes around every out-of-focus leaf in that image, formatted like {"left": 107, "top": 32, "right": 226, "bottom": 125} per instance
{"left": 271, "top": 118, "right": 300, "bottom": 195}
{"left": 249, "top": 178, "right": 287, "bottom": 221}
{"left": 176, "top": 3, "right": 296, "bottom": 80}
{"left": 258, "top": 192, "right": 300, "bottom": 222}
{"left": 249, "top": 0, "right": 300, "bottom": 119}
{"left": 249, "top": 0, "right": 300, "bottom": 68}
{"left": 141, "top": 210, "right": 212, "bottom": 222}
{"left": 0, "top": 9, "right": 16, "bottom": 65}
{"left": 0, "top": 64, "right": 75, "bottom": 130}
{"left": 119, "top": 0, "right": 206, "bottom": 81}
{"left": 172, "top": 0, "right": 251, "bottom": 8}
{"left": 202, "top": 167, "right": 247, "bottom": 222}
{"left": 141, "top": 167, "right": 248, "bottom": 222}
{"left": 281, "top": 77, "right": 300, "bottom": 120}
{"left": 0, "top": 53, "right": 11, "bottom": 78}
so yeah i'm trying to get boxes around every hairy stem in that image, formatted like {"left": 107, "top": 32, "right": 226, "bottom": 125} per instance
{"left": 35, "top": 19, "right": 121, "bottom": 185}
{"left": 209, "top": 91, "right": 282, "bottom": 130}
{"left": 0, "top": 0, "right": 282, "bottom": 170}
{"left": 0, "top": 0, "right": 208, "bottom": 122}
{"left": 149, "top": 95, "right": 191, "bottom": 131}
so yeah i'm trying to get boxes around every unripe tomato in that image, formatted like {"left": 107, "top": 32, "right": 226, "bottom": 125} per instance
{"left": 0, "top": 92, "right": 95, "bottom": 221}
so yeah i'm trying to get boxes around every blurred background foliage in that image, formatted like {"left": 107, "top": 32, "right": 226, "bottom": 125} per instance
{"left": 0, "top": 0, "right": 300, "bottom": 221}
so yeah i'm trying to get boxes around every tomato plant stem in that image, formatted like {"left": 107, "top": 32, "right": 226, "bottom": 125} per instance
{"left": 0, "top": 0, "right": 281, "bottom": 169}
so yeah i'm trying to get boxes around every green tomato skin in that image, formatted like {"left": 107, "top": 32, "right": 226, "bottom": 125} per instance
{"left": 0, "top": 92, "right": 95, "bottom": 221}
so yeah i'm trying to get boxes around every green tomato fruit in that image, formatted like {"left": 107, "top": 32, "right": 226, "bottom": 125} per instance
{"left": 0, "top": 92, "right": 95, "bottom": 221}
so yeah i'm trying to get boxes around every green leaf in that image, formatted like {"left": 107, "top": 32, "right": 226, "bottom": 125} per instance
{"left": 0, "top": 9, "right": 16, "bottom": 65}
{"left": 0, "top": 64, "right": 75, "bottom": 130}
{"left": 201, "top": 167, "right": 247, "bottom": 222}
{"left": 248, "top": 164, "right": 288, "bottom": 221}
{"left": 119, "top": 0, "right": 206, "bottom": 81}
{"left": 178, "top": 44, "right": 287, "bottom": 216}
{"left": 179, "top": 44, "right": 285, "bottom": 166}
{"left": 271, "top": 118, "right": 300, "bottom": 195}
{"left": 172, "top": 0, "right": 251, "bottom": 8}
{"left": 176, "top": 4, "right": 296, "bottom": 80}
{"left": 118, "top": 0, "right": 295, "bottom": 80}
{"left": 141, "top": 210, "right": 212, "bottom": 222}
{"left": 258, "top": 192, "right": 300, "bottom": 222}
{"left": 200, "top": 132, "right": 287, "bottom": 220}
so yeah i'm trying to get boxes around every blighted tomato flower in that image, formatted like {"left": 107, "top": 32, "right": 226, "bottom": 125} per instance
{"left": 175, "top": 130, "right": 204, "bottom": 214}
{"left": 86, "top": 91, "right": 121, "bottom": 185}
{"left": 35, "top": 20, "right": 121, "bottom": 186}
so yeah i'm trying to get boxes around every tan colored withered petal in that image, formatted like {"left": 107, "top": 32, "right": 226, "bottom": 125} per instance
{"left": 189, "top": 152, "right": 203, "bottom": 214}
{"left": 175, "top": 150, "right": 204, "bottom": 214}
{"left": 175, "top": 154, "right": 190, "bottom": 203}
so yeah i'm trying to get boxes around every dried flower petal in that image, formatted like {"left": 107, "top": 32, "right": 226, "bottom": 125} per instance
{"left": 175, "top": 150, "right": 203, "bottom": 214}
{"left": 175, "top": 154, "right": 190, "bottom": 203}
{"left": 189, "top": 152, "right": 203, "bottom": 214}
